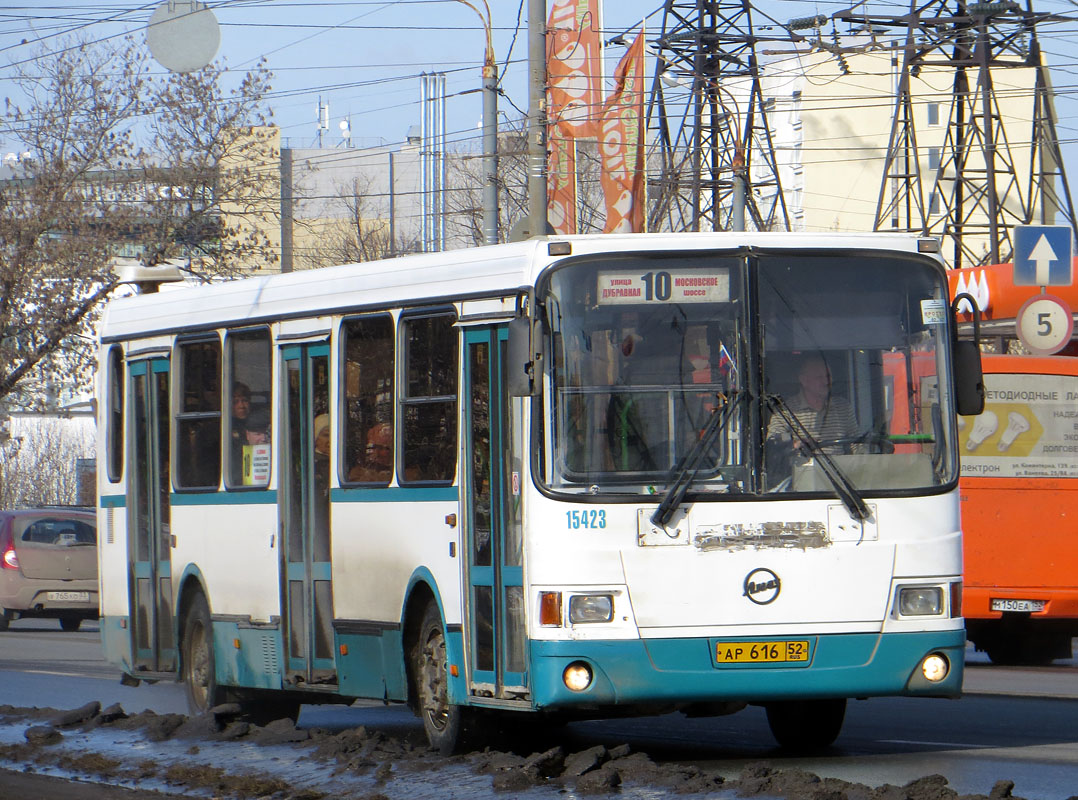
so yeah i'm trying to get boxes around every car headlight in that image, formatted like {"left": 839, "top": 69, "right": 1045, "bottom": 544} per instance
{"left": 898, "top": 586, "right": 943, "bottom": 616}
{"left": 569, "top": 594, "right": 613, "bottom": 624}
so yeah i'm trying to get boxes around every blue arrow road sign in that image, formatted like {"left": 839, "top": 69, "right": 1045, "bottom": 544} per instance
{"left": 1013, "top": 225, "right": 1073, "bottom": 286}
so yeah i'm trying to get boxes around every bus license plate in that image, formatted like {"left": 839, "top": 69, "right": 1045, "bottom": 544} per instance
{"left": 47, "top": 591, "right": 90, "bottom": 603}
{"left": 715, "top": 640, "right": 810, "bottom": 664}
{"left": 990, "top": 598, "right": 1045, "bottom": 613}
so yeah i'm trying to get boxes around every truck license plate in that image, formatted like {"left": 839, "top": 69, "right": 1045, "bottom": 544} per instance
{"left": 990, "top": 598, "right": 1045, "bottom": 612}
{"left": 715, "top": 640, "right": 810, "bottom": 664}
{"left": 47, "top": 591, "right": 90, "bottom": 603}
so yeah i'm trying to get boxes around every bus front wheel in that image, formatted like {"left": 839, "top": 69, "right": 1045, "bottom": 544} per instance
{"left": 765, "top": 698, "right": 846, "bottom": 752}
{"left": 182, "top": 592, "right": 227, "bottom": 715}
{"left": 411, "top": 603, "right": 475, "bottom": 755}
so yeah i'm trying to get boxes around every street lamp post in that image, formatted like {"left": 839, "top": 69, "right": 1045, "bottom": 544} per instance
{"left": 453, "top": 0, "right": 499, "bottom": 245}
{"left": 527, "top": 0, "right": 547, "bottom": 239}
{"left": 482, "top": 40, "right": 499, "bottom": 245}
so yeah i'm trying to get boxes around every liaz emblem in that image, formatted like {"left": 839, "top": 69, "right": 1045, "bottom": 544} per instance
{"left": 743, "top": 568, "right": 781, "bottom": 605}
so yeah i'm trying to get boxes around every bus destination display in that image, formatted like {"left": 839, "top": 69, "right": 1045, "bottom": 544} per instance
{"left": 596, "top": 270, "right": 730, "bottom": 305}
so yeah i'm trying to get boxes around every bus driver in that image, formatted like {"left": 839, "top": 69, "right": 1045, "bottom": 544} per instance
{"left": 767, "top": 354, "right": 858, "bottom": 455}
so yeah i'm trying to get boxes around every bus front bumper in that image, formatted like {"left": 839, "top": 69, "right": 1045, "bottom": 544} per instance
{"left": 528, "top": 630, "right": 964, "bottom": 710}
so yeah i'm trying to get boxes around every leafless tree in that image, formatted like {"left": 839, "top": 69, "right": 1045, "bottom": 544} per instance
{"left": 445, "top": 122, "right": 531, "bottom": 245}
{"left": 138, "top": 59, "right": 278, "bottom": 277}
{"left": 0, "top": 416, "right": 95, "bottom": 507}
{"left": 305, "top": 174, "right": 418, "bottom": 267}
{"left": 0, "top": 36, "right": 275, "bottom": 410}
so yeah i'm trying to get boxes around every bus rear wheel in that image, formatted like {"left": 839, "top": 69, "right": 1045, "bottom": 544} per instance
{"left": 765, "top": 698, "right": 846, "bottom": 752}
{"left": 411, "top": 603, "right": 474, "bottom": 755}
{"left": 182, "top": 592, "right": 227, "bottom": 715}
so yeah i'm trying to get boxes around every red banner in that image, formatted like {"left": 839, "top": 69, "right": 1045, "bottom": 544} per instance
{"left": 547, "top": 0, "right": 602, "bottom": 138}
{"left": 548, "top": 130, "right": 578, "bottom": 235}
{"left": 600, "top": 32, "right": 646, "bottom": 234}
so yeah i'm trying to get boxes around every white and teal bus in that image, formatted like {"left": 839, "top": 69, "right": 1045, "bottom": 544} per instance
{"left": 97, "top": 233, "right": 982, "bottom": 752}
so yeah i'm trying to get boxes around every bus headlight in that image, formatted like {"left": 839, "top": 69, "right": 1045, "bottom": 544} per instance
{"left": 569, "top": 594, "right": 613, "bottom": 624}
{"left": 563, "top": 662, "right": 593, "bottom": 692}
{"left": 921, "top": 653, "right": 949, "bottom": 682}
{"left": 898, "top": 586, "right": 943, "bottom": 616}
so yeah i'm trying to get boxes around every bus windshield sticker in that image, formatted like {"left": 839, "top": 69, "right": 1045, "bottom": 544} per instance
{"left": 920, "top": 298, "right": 946, "bottom": 325}
{"left": 597, "top": 270, "right": 730, "bottom": 305}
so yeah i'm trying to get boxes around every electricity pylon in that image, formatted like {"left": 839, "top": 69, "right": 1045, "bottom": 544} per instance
{"left": 831, "top": 0, "right": 1076, "bottom": 268}
{"left": 647, "top": 0, "right": 791, "bottom": 232}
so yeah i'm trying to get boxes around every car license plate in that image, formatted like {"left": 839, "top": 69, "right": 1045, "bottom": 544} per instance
{"left": 990, "top": 598, "right": 1045, "bottom": 613}
{"left": 715, "top": 640, "right": 810, "bottom": 664}
{"left": 47, "top": 591, "right": 90, "bottom": 603}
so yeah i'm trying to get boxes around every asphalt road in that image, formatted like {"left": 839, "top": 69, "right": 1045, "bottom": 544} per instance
{"left": 0, "top": 619, "right": 1076, "bottom": 798}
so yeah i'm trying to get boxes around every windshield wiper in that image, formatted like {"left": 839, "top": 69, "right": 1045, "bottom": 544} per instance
{"left": 651, "top": 391, "right": 742, "bottom": 528}
{"left": 765, "top": 394, "right": 872, "bottom": 522}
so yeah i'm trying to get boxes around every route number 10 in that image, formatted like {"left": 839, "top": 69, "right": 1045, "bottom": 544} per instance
{"left": 641, "top": 272, "right": 672, "bottom": 302}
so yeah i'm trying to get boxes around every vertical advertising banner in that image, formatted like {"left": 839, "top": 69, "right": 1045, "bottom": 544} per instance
{"left": 548, "top": 131, "right": 578, "bottom": 235}
{"left": 600, "top": 32, "right": 646, "bottom": 234}
{"left": 546, "top": 0, "right": 602, "bottom": 138}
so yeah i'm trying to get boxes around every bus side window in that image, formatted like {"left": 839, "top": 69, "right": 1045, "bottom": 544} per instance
{"left": 341, "top": 315, "right": 394, "bottom": 485}
{"left": 226, "top": 328, "right": 272, "bottom": 488}
{"left": 106, "top": 345, "right": 124, "bottom": 482}
{"left": 175, "top": 338, "right": 222, "bottom": 490}
{"left": 400, "top": 312, "right": 458, "bottom": 484}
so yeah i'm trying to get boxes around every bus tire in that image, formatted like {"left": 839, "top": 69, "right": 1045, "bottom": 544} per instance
{"left": 59, "top": 616, "right": 82, "bottom": 632}
{"left": 181, "top": 592, "right": 226, "bottom": 716}
{"left": 411, "top": 603, "right": 474, "bottom": 755}
{"left": 765, "top": 698, "right": 846, "bottom": 752}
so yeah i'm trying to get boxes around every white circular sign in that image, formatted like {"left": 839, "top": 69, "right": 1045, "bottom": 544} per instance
{"left": 1015, "top": 294, "right": 1073, "bottom": 355}
{"left": 146, "top": 2, "right": 220, "bottom": 74}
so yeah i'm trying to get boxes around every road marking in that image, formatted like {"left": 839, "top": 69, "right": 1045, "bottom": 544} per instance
{"left": 23, "top": 669, "right": 109, "bottom": 679}
{"left": 880, "top": 739, "right": 993, "bottom": 749}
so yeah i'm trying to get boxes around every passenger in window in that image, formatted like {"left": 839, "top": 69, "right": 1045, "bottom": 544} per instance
{"left": 606, "top": 332, "right": 658, "bottom": 472}
{"left": 245, "top": 406, "right": 270, "bottom": 445}
{"left": 313, "top": 413, "right": 331, "bottom": 537}
{"left": 230, "top": 382, "right": 253, "bottom": 483}
{"left": 767, "top": 354, "right": 858, "bottom": 454}
{"left": 314, "top": 414, "right": 331, "bottom": 460}
{"left": 348, "top": 422, "right": 393, "bottom": 483}
{"left": 231, "top": 382, "right": 252, "bottom": 436}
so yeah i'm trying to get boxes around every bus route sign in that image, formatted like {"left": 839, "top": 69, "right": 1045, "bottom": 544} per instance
{"left": 596, "top": 270, "right": 730, "bottom": 305}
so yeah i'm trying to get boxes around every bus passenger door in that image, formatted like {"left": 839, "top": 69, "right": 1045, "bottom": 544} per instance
{"left": 463, "top": 326, "right": 528, "bottom": 699}
{"left": 279, "top": 344, "right": 336, "bottom": 686}
{"left": 128, "top": 358, "right": 176, "bottom": 673}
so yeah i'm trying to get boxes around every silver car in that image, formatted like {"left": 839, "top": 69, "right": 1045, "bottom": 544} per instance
{"left": 0, "top": 508, "right": 98, "bottom": 631}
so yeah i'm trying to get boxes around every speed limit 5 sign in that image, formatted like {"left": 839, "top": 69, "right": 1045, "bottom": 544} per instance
{"left": 1015, "top": 294, "right": 1074, "bottom": 355}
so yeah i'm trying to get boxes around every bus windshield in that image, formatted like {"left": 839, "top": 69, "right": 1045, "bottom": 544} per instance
{"left": 539, "top": 251, "right": 957, "bottom": 498}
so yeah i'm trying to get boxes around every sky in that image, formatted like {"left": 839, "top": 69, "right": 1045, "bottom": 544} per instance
{"left": 2, "top": 1, "right": 1078, "bottom": 184}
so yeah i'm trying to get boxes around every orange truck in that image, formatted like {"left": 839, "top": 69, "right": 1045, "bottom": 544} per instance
{"left": 958, "top": 354, "right": 1078, "bottom": 664}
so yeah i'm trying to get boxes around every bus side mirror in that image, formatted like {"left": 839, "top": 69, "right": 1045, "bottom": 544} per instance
{"left": 508, "top": 315, "right": 541, "bottom": 397}
{"left": 953, "top": 340, "right": 985, "bottom": 416}
{"left": 951, "top": 292, "right": 985, "bottom": 416}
